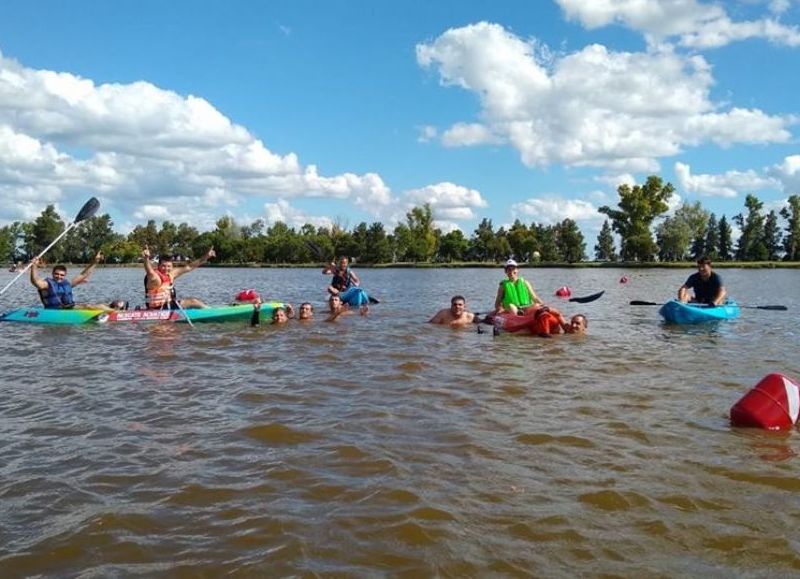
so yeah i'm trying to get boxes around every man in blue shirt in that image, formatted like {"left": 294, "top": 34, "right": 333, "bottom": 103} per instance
{"left": 678, "top": 256, "right": 726, "bottom": 306}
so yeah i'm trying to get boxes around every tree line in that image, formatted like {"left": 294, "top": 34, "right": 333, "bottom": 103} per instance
{"left": 1, "top": 175, "right": 799, "bottom": 265}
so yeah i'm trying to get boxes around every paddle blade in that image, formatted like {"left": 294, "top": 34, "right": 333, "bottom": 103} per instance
{"left": 368, "top": 296, "right": 380, "bottom": 304}
{"left": 569, "top": 290, "right": 605, "bottom": 304}
{"left": 305, "top": 239, "right": 323, "bottom": 261}
{"left": 755, "top": 305, "right": 788, "bottom": 311}
{"left": 630, "top": 300, "right": 660, "bottom": 306}
{"left": 75, "top": 197, "right": 100, "bottom": 223}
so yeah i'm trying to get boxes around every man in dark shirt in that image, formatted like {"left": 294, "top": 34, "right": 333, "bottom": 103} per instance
{"left": 678, "top": 256, "right": 726, "bottom": 305}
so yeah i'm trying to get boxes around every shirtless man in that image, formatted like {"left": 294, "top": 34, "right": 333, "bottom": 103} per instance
{"left": 428, "top": 295, "right": 475, "bottom": 327}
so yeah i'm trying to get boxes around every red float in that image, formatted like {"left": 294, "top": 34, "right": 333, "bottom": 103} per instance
{"left": 555, "top": 286, "right": 571, "bottom": 297}
{"left": 730, "top": 373, "right": 800, "bottom": 430}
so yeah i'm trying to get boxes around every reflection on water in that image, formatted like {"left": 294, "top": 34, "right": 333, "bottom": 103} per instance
{"left": 1, "top": 267, "right": 799, "bottom": 575}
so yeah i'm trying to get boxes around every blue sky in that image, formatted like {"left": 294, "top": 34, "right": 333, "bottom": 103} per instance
{"left": 1, "top": 0, "right": 798, "bottom": 244}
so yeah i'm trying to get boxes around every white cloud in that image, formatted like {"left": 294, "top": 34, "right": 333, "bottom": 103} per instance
{"left": 767, "top": 154, "right": 800, "bottom": 193}
{"left": 441, "top": 123, "right": 502, "bottom": 147}
{"left": 416, "top": 23, "right": 792, "bottom": 173}
{"left": 264, "top": 199, "right": 333, "bottom": 230}
{"left": 417, "top": 125, "right": 438, "bottom": 143}
{"left": 0, "top": 51, "right": 393, "bottom": 228}
{"left": 675, "top": 161, "right": 780, "bottom": 198}
{"left": 511, "top": 197, "right": 600, "bottom": 224}
{"left": 403, "top": 181, "right": 488, "bottom": 221}
{"left": 555, "top": 0, "right": 800, "bottom": 49}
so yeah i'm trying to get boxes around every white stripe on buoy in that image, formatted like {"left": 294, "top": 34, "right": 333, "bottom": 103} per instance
{"left": 784, "top": 376, "right": 800, "bottom": 423}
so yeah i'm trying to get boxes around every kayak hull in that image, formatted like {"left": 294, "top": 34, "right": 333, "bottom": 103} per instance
{"left": 658, "top": 300, "right": 740, "bottom": 324}
{"left": 0, "top": 303, "right": 284, "bottom": 325}
{"left": 0, "top": 307, "right": 106, "bottom": 325}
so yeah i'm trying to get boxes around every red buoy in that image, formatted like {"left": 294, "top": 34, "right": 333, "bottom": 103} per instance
{"left": 730, "top": 373, "right": 800, "bottom": 430}
{"left": 555, "top": 286, "right": 571, "bottom": 297}
{"left": 235, "top": 289, "right": 259, "bottom": 302}
{"left": 620, "top": 275, "right": 629, "bottom": 284}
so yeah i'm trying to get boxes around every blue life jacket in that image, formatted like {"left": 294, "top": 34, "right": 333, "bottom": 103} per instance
{"left": 40, "top": 277, "right": 75, "bottom": 309}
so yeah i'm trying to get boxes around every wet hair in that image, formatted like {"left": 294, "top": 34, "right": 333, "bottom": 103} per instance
{"left": 52, "top": 265, "right": 68, "bottom": 275}
{"left": 158, "top": 254, "right": 174, "bottom": 264}
{"left": 697, "top": 256, "right": 711, "bottom": 265}
{"left": 300, "top": 302, "right": 313, "bottom": 311}
{"left": 272, "top": 307, "right": 287, "bottom": 320}
{"left": 451, "top": 295, "right": 466, "bottom": 306}
{"left": 573, "top": 314, "right": 588, "bottom": 328}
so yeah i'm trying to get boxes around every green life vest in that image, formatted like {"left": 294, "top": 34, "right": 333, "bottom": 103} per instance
{"left": 501, "top": 278, "right": 532, "bottom": 308}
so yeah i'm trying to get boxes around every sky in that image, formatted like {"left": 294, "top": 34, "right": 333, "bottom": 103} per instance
{"left": 1, "top": 0, "right": 799, "bottom": 244}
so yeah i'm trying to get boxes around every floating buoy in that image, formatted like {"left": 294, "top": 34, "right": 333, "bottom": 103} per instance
{"left": 235, "top": 289, "right": 259, "bottom": 302}
{"left": 620, "top": 275, "right": 629, "bottom": 284}
{"left": 555, "top": 286, "right": 571, "bottom": 297}
{"left": 730, "top": 373, "right": 800, "bottom": 430}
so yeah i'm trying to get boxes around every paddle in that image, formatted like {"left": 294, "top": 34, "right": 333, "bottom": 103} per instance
{"left": 307, "top": 240, "right": 381, "bottom": 304}
{"left": 568, "top": 290, "right": 604, "bottom": 304}
{"left": 0, "top": 197, "right": 101, "bottom": 296}
{"left": 630, "top": 300, "right": 787, "bottom": 311}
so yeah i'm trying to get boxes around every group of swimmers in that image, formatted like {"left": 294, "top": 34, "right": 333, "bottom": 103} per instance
{"left": 25, "top": 245, "right": 729, "bottom": 334}
{"left": 428, "top": 259, "right": 588, "bottom": 336}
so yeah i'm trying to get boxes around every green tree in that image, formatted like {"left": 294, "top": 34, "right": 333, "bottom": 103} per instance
{"left": 656, "top": 201, "right": 709, "bottom": 261}
{"left": 703, "top": 213, "right": 719, "bottom": 260}
{"left": 128, "top": 220, "right": 160, "bottom": 253}
{"left": 734, "top": 194, "right": 766, "bottom": 261}
{"left": 555, "top": 219, "right": 585, "bottom": 263}
{"left": 598, "top": 175, "right": 674, "bottom": 262}
{"left": 780, "top": 194, "right": 800, "bottom": 261}
{"left": 438, "top": 229, "right": 468, "bottom": 262}
{"left": 762, "top": 210, "right": 782, "bottom": 261}
{"left": 468, "top": 218, "right": 495, "bottom": 261}
{"left": 362, "top": 222, "right": 392, "bottom": 263}
{"left": 402, "top": 204, "right": 437, "bottom": 262}
{"left": 27, "top": 205, "right": 66, "bottom": 262}
{"left": 594, "top": 219, "right": 616, "bottom": 261}
{"left": 208, "top": 216, "right": 243, "bottom": 262}
{"left": 718, "top": 215, "right": 733, "bottom": 261}
{"left": 174, "top": 223, "right": 200, "bottom": 259}
{"left": 0, "top": 224, "right": 19, "bottom": 262}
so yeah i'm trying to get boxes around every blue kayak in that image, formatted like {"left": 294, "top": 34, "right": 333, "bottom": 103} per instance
{"left": 658, "top": 299, "right": 740, "bottom": 324}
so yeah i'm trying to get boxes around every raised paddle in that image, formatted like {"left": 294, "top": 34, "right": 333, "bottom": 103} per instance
{"left": 0, "top": 197, "right": 101, "bottom": 296}
{"left": 629, "top": 300, "right": 787, "bottom": 311}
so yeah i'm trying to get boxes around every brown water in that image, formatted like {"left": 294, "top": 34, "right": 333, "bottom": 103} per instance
{"left": 1, "top": 267, "right": 799, "bottom": 576}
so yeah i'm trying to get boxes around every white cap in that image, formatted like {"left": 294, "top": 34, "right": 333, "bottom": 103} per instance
{"left": 505, "top": 259, "right": 518, "bottom": 268}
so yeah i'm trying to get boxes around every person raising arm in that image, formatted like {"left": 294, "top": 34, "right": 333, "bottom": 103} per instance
{"left": 143, "top": 246, "right": 215, "bottom": 310}
{"left": 30, "top": 252, "right": 109, "bottom": 309}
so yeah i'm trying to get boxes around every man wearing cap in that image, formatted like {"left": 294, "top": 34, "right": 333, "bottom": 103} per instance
{"left": 494, "top": 259, "right": 543, "bottom": 315}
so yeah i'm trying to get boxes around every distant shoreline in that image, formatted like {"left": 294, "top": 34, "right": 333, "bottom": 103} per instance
{"left": 37, "top": 261, "right": 800, "bottom": 269}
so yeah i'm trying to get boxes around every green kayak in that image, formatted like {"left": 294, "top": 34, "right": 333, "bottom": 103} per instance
{"left": 0, "top": 303, "right": 284, "bottom": 325}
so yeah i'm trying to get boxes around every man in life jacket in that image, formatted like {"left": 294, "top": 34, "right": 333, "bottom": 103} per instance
{"left": 494, "top": 259, "right": 543, "bottom": 315}
{"left": 528, "top": 307, "right": 588, "bottom": 337}
{"left": 29, "top": 252, "right": 109, "bottom": 309}
{"left": 142, "top": 246, "right": 215, "bottom": 310}
{"left": 323, "top": 256, "right": 370, "bottom": 313}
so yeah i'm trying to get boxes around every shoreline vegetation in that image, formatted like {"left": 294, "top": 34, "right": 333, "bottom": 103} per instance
{"left": 41, "top": 260, "right": 800, "bottom": 269}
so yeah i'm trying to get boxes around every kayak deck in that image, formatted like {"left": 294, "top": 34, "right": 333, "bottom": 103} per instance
{"left": 658, "top": 300, "right": 740, "bottom": 324}
{"left": 0, "top": 303, "right": 285, "bottom": 325}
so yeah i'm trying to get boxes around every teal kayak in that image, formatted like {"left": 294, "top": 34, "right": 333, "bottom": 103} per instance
{"left": 0, "top": 303, "right": 284, "bottom": 325}
{"left": 0, "top": 307, "right": 106, "bottom": 325}
{"left": 658, "top": 299, "right": 740, "bottom": 324}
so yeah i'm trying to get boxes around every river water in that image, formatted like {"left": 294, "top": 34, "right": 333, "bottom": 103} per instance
{"left": 1, "top": 266, "right": 798, "bottom": 577}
